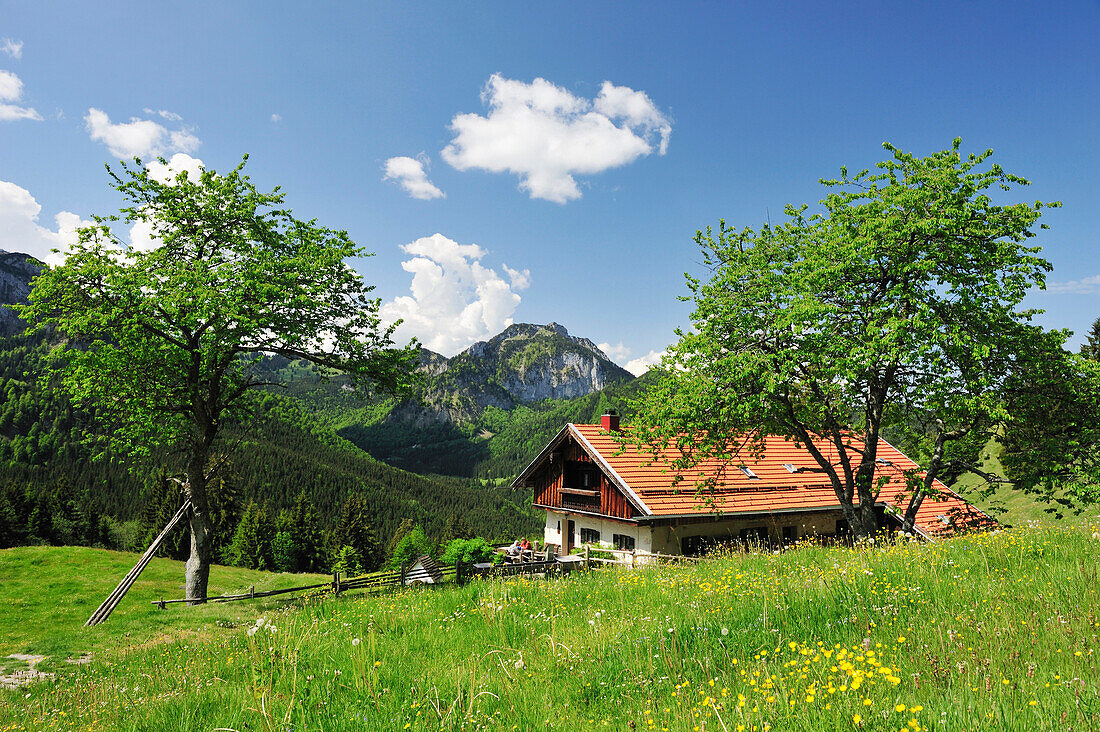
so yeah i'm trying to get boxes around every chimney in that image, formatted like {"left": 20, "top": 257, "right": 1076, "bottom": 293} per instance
{"left": 601, "top": 409, "right": 620, "bottom": 432}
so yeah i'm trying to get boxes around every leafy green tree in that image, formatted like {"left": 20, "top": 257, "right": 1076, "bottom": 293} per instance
{"left": 629, "top": 140, "right": 1073, "bottom": 537}
{"left": 389, "top": 525, "right": 434, "bottom": 569}
{"left": 1000, "top": 335, "right": 1100, "bottom": 506}
{"left": 19, "top": 156, "right": 418, "bottom": 601}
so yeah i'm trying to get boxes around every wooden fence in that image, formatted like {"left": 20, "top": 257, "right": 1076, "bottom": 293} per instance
{"left": 152, "top": 557, "right": 550, "bottom": 609}
{"left": 150, "top": 545, "right": 700, "bottom": 611}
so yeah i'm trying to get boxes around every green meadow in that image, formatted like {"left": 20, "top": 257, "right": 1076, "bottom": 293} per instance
{"left": 1, "top": 519, "right": 1097, "bottom": 731}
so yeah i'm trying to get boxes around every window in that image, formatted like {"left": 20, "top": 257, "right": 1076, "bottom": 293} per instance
{"left": 564, "top": 461, "right": 601, "bottom": 490}
{"left": 613, "top": 533, "right": 635, "bottom": 551}
{"left": 580, "top": 528, "right": 601, "bottom": 544}
{"left": 782, "top": 463, "right": 799, "bottom": 473}
{"left": 556, "top": 520, "right": 561, "bottom": 533}
{"left": 782, "top": 525, "right": 796, "bottom": 542}
{"left": 835, "top": 519, "right": 850, "bottom": 536}
{"left": 738, "top": 465, "right": 759, "bottom": 479}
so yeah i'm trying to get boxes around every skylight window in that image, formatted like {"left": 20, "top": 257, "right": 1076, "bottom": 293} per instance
{"left": 783, "top": 463, "right": 799, "bottom": 473}
{"left": 738, "top": 465, "right": 760, "bottom": 480}
{"left": 876, "top": 457, "right": 893, "bottom": 466}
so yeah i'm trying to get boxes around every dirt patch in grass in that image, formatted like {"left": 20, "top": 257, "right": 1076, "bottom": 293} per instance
{"left": 0, "top": 654, "right": 52, "bottom": 688}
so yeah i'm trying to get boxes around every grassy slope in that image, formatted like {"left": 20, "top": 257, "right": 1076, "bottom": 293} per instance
{"left": 2, "top": 523, "right": 1098, "bottom": 731}
{"left": 950, "top": 440, "right": 1079, "bottom": 527}
{"left": 0, "top": 546, "right": 326, "bottom": 673}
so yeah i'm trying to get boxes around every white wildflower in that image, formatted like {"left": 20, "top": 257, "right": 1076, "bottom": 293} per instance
{"left": 721, "top": 627, "right": 729, "bottom": 636}
{"left": 352, "top": 638, "right": 361, "bottom": 646}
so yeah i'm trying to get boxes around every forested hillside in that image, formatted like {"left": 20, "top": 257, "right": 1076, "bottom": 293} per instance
{"left": 0, "top": 328, "right": 540, "bottom": 554}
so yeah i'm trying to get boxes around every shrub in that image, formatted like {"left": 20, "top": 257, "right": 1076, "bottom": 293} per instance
{"left": 440, "top": 536, "right": 497, "bottom": 566}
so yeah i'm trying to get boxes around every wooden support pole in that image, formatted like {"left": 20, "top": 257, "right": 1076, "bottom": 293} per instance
{"left": 85, "top": 499, "right": 192, "bottom": 627}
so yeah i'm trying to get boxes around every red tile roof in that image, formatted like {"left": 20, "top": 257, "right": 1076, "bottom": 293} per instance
{"left": 568, "top": 423, "right": 992, "bottom": 538}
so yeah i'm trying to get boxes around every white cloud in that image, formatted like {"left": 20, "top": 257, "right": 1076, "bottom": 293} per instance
{"left": 502, "top": 263, "right": 531, "bottom": 291}
{"left": 383, "top": 155, "right": 445, "bottom": 200}
{"left": 597, "top": 341, "right": 633, "bottom": 363}
{"left": 0, "top": 69, "right": 41, "bottom": 122}
{"left": 1, "top": 39, "right": 23, "bottom": 59}
{"left": 381, "top": 233, "right": 528, "bottom": 355}
{"left": 1044, "top": 275, "right": 1100, "bottom": 295}
{"left": 142, "top": 107, "right": 182, "bottom": 122}
{"left": 270, "top": 113, "right": 282, "bottom": 123}
{"left": 441, "top": 74, "right": 671, "bottom": 203}
{"left": 0, "top": 179, "right": 91, "bottom": 266}
{"left": 85, "top": 107, "right": 201, "bottom": 159}
{"left": 145, "top": 152, "right": 205, "bottom": 184}
{"left": 624, "top": 349, "right": 665, "bottom": 377}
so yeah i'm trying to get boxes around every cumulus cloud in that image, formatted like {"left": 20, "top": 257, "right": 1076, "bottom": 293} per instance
{"left": 85, "top": 107, "right": 201, "bottom": 159}
{"left": 597, "top": 341, "right": 633, "bottom": 363}
{"left": 1, "top": 39, "right": 23, "bottom": 59}
{"left": 381, "top": 233, "right": 530, "bottom": 355}
{"left": 624, "top": 349, "right": 665, "bottom": 377}
{"left": 596, "top": 340, "right": 666, "bottom": 376}
{"left": 270, "top": 113, "right": 282, "bottom": 123}
{"left": 383, "top": 155, "right": 445, "bottom": 200}
{"left": 441, "top": 74, "right": 671, "bottom": 203}
{"left": 0, "top": 69, "right": 41, "bottom": 122}
{"left": 0, "top": 179, "right": 91, "bottom": 265}
{"left": 145, "top": 152, "right": 205, "bottom": 184}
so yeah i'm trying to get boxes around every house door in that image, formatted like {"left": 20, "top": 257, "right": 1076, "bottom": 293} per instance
{"left": 566, "top": 520, "right": 575, "bottom": 554}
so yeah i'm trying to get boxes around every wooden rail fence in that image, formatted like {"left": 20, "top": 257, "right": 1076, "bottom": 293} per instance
{"left": 149, "top": 545, "right": 704, "bottom": 612}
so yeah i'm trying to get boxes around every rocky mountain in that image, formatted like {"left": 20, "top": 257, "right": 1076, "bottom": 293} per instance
{"left": 0, "top": 251, "right": 42, "bottom": 336}
{"left": 403, "top": 322, "right": 635, "bottom": 423}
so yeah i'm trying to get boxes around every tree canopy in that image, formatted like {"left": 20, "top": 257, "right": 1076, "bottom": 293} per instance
{"left": 628, "top": 140, "right": 1078, "bottom": 536}
{"left": 19, "top": 155, "right": 419, "bottom": 599}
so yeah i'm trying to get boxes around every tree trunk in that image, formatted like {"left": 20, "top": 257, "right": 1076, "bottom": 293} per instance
{"left": 184, "top": 441, "right": 213, "bottom": 605}
{"left": 184, "top": 510, "right": 212, "bottom": 603}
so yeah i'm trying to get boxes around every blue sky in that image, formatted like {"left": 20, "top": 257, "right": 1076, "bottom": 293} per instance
{"left": 1, "top": 1, "right": 1098, "bottom": 370}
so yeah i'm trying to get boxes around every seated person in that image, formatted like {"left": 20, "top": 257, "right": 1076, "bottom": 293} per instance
{"left": 519, "top": 537, "right": 531, "bottom": 552}
{"left": 505, "top": 539, "right": 522, "bottom": 557}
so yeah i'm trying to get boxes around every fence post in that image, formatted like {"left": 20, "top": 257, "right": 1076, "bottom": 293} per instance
{"left": 333, "top": 571, "right": 341, "bottom": 597}
{"left": 584, "top": 544, "right": 590, "bottom": 568}
{"left": 630, "top": 549, "right": 636, "bottom": 569}
{"left": 456, "top": 562, "right": 466, "bottom": 586}
{"left": 249, "top": 585, "right": 255, "bottom": 599}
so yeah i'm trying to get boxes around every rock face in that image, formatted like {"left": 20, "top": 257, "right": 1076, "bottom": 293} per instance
{"left": 0, "top": 250, "right": 43, "bottom": 336}
{"left": 407, "top": 322, "right": 634, "bottom": 423}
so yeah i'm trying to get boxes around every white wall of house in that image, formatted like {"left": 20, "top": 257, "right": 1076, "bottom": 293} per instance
{"left": 544, "top": 509, "right": 847, "bottom": 557}
{"left": 543, "top": 511, "right": 652, "bottom": 553}
{"left": 649, "top": 510, "right": 848, "bottom": 554}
